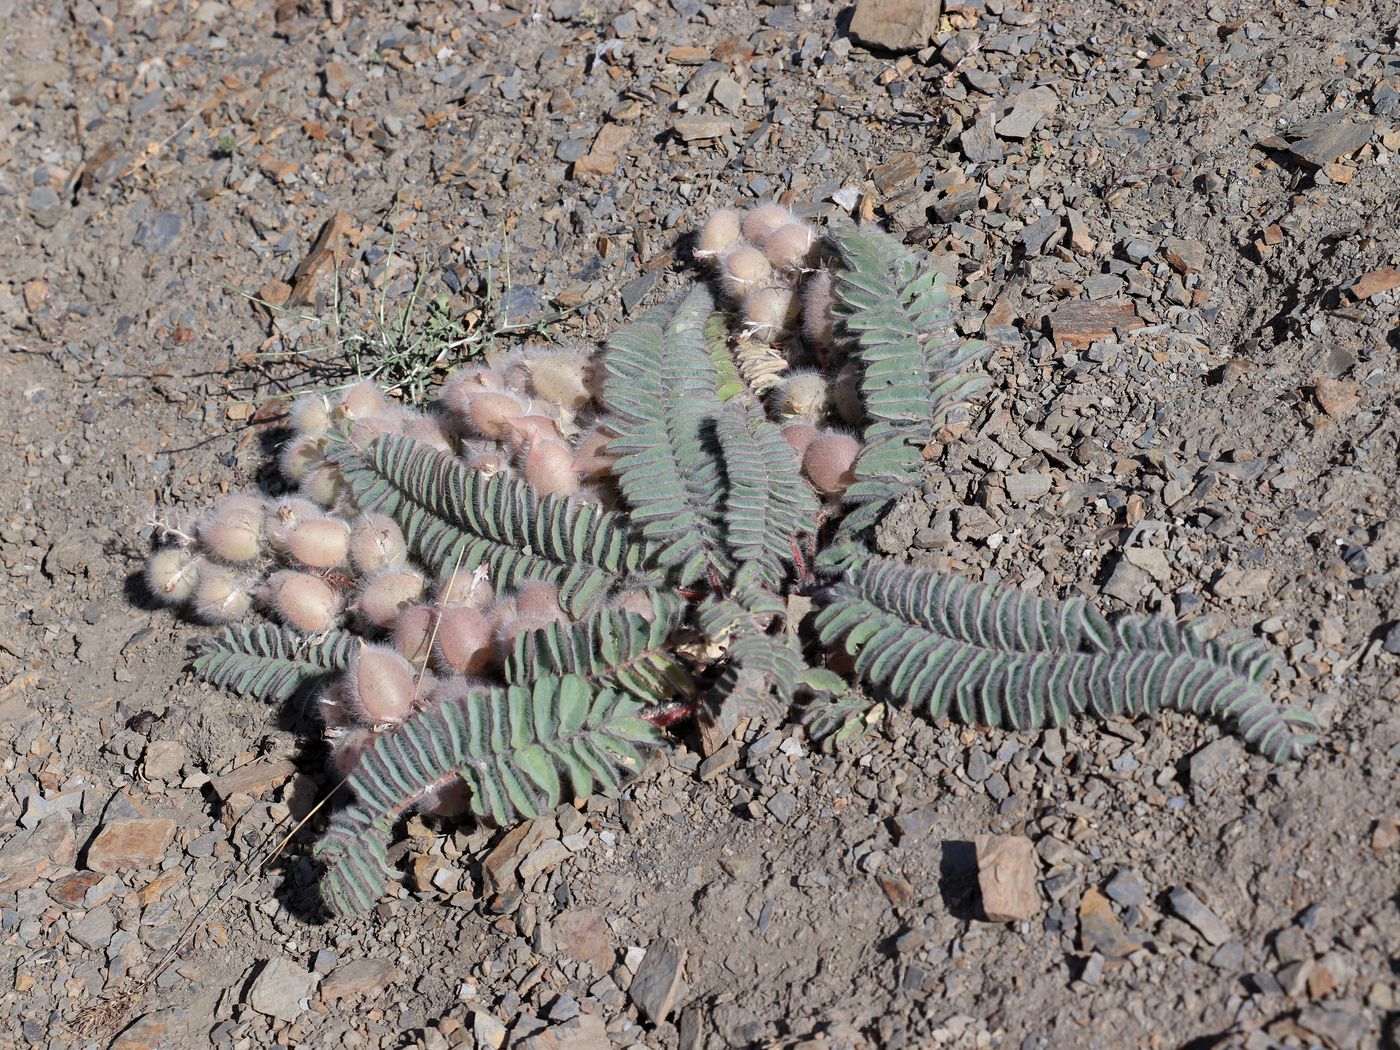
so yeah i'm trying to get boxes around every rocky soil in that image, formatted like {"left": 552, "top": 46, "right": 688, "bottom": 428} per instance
{"left": 1, "top": 0, "right": 1398, "bottom": 1047}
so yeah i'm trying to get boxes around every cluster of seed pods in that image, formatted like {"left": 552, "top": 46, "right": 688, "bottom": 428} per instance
{"left": 143, "top": 199, "right": 867, "bottom": 808}
{"left": 695, "top": 200, "right": 864, "bottom": 498}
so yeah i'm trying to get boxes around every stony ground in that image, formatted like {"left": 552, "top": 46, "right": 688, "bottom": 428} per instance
{"left": 2, "top": 0, "right": 1399, "bottom": 1047}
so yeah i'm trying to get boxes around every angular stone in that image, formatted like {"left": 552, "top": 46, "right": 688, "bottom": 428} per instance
{"left": 474, "top": 1010, "right": 507, "bottom": 1049}
{"left": 86, "top": 818, "right": 175, "bottom": 872}
{"left": 111, "top": 1008, "right": 188, "bottom": 1050}
{"left": 697, "top": 743, "right": 738, "bottom": 781}
{"left": 849, "top": 0, "right": 940, "bottom": 52}
{"left": 247, "top": 957, "right": 316, "bottom": 1022}
{"left": 1313, "top": 377, "right": 1360, "bottom": 418}
{"left": 518, "top": 1014, "right": 610, "bottom": 1050}
{"left": 630, "top": 938, "right": 686, "bottom": 1023}
{"left": 1047, "top": 299, "right": 1142, "bottom": 350}
{"left": 519, "top": 839, "right": 571, "bottom": 880}
{"left": 1078, "top": 888, "right": 1139, "bottom": 957}
{"left": 141, "top": 740, "right": 187, "bottom": 783}
{"left": 1189, "top": 737, "right": 1243, "bottom": 791}
{"left": 554, "top": 907, "right": 613, "bottom": 973}
{"left": 1349, "top": 267, "right": 1400, "bottom": 301}
{"left": 48, "top": 870, "right": 111, "bottom": 908}
{"left": 1104, "top": 868, "right": 1148, "bottom": 909}
{"left": 1162, "top": 237, "right": 1206, "bottom": 275}
{"left": 1287, "top": 120, "right": 1374, "bottom": 167}
{"left": 1168, "top": 887, "right": 1231, "bottom": 946}
{"left": 320, "top": 957, "right": 396, "bottom": 1001}
{"left": 0, "top": 817, "right": 76, "bottom": 891}
{"left": 1212, "top": 568, "right": 1272, "bottom": 600}
{"left": 672, "top": 115, "right": 732, "bottom": 141}
{"left": 974, "top": 835, "right": 1039, "bottom": 921}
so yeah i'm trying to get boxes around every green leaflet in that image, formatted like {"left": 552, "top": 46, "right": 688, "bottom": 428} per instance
{"left": 316, "top": 673, "right": 661, "bottom": 918}
{"left": 603, "top": 285, "right": 734, "bottom": 585}
{"left": 815, "top": 557, "right": 1317, "bottom": 762}
{"left": 827, "top": 226, "right": 992, "bottom": 551}
{"left": 326, "top": 431, "right": 649, "bottom": 616}
{"left": 503, "top": 592, "right": 694, "bottom": 703}
{"left": 192, "top": 624, "right": 355, "bottom": 704}
{"left": 713, "top": 402, "right": 819, "bottom": 587}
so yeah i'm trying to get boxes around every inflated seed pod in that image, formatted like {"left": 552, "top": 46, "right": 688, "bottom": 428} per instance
{"left": 780, "top": 422, "right": 819, "bottom": 457}
{"left": 318, "top": 681, "right": 354, "bottom": 729}
{"left": 575, "top": 479, "right": 621, "bottom": 510}
{"left": 285, "top": 516, "right": 351, "bottom": 570}
{"left": 467, "top": 389, "right": 528, "bottom": 440}
{"left": 772, "top": 371, "right": 831, "bottom": 423}
{"left": 572, "top": 425, "right": 616, "bottom": 479}
{"left": 802, "top": 432, "right": 861, "bottom": 496}
{"left": 417, "top": 777, "right": 473, "bottom": 818}
{"left": 503, "top": 414, "right": 565, "bottom": 453}
{"left": 345, "top": 641, "right": 417, "bottom": 725}
{"left": 610, "top": 589, "right": 658, "bottom": 620}
{"left": 522, "top": 437, "right": 579, "bottom": 498}
{"left": 335, "top": 380, "right": 388, "bottom": 421}
{"left": 831, "top": 361, "right": 864, "bottom": 425}
{"left": 349, "top": 513, "right": 407, "bottom": 575}
{"left": 742, "top": 284, "right": 798, "bottom": 341}
{"left": 348, "top": 414, "right": 402, "bottom": 447}
{"left": 329, "top": 726, "right": 376, "bottom": 777}
{"left": 462, "top": 444, "right": 511, "bottom": 477}
{"left": 144, "top": 548, "right": 203, "bottom": 606}
{"left": 801, "top": 269, "right": 836, "bottom": 350}
{"left": 440, "top": 369, "right": 502, "bottom": 416}
{"left": 278, "top": 434, "right": 324, "bottom": 485}
{"left": 392, "top": 603, "right": 437, "bottom": 665}
{"left": 402, "top": 411, "right": 455, "bottom": 454}
{"left": 198, "top": 494, "right": 266, "bottom": 563}
{"left": 266, "top": 496, "right": 324, "bottom": 554}
{"left": 192, "top": 564, "right": 255, "bottom": 624}
{"left": 742, "top": 202, "right": 795, "bottom": 245}
{"left": 515, "top": 580, "right": 563, "bottom": 622}
{"left": 300, "top": 462, "right": 344, "bottom": 507}
{"left": 718, "top": 244, "right": 772, "bottom": 301}
{"left": 525, "top": 352, "right": 593, "bottom": 413}
{"left": 355, "top": 568, "right": 427, "bottom": 630}
{"left": 763, "top": 222, "right": 819, "bottom": 271}
{"left": 434, "top": 568, "right": 491, "bottom": 609}
{"left": 290, "top": 393, "right": 333, "bottom": 437}
{"left": 433, "top": 605, "right": 495, "bottom": 675}
{"left": 267, "top": 570, "right": 341, "bottom": 634}
{"left": 696, "top": 208, "right": 742, "bottom": 259}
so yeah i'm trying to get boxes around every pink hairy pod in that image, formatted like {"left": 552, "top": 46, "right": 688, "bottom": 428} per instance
{"left": 285, "top": 516, "right": 351, "bottom": 570}
{"left": 763, "top": 222, "right": 819, "bottom": 271}
{"left": 266, "top": 497, "right": 324, "bottom": 553}
{"left": 742, "top": 202, "right": 795, "bottom": 245}
{"left": 718, "top": 244, "right": 772, "bottom": 301}
{"left": 742, "top": 284, "right": 799, "bottom": 341}
{"left": 348, "top": 514, "right": 407, "bottom": 575}
{"left": 335, "top": 380, "right": 389, "bottom": 421}
{"left": 572, "top": 425, "right": 617, "bottom": 479}
{"left": 522, "top": 437, "right": 580, "bottom": 498}
{"left": 525, "top": 352, "right": 594, "bottom": 413}
{"left": 801, "top": 269, "right": 836, "bottom": 350}
{"left": 345, "top": 641, "right": 417, "bottom": 725}
{"left": 695, "top": 208, "right": 742, "bottom": 259}
{"left": 355, "top": 568, "right": 427, "bottom": 630}
{"left": 300, "top": 462, "right": 344, "bottom": 507}
{"left": 267, "top": 570, "right": 341, "bottom": 634}
{"left": 503, "top": 414, "right": 566, "bottom": 454}
{"left": 780, "top": 422, "right": 819, "bottom": 457}
{"left": 290, "top": 393, "right": 334, "bottom": 437}
{"left": 198, "top": 494, "right": 266, "bottom": 564}
{"left": 432, "top": 605, "right": 495, "bottom": 675}
{"left": 329, "top": 726, "right": 376, "bottom": 777}
{"left": 802, "top": 431, "right": 862, "bottom": 496}
{"left": 831, "top": 361, "right": 864, "bottom": 425}
{"left": 144, "top": 548, "right": 203, "bottom": 606}
{"left": 772, "top": 371, "right": 831, "bottom": 423}
{"left": 193, "top": 564, "right": 255, "bottom": 624}
{"left": 392, "top": 602, "right": 438, "bottom": 665}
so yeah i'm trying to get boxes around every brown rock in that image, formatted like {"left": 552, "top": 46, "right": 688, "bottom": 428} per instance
{"left": 48, "top": 870, "right": 110, "bottom": 908}
{"left": 86, "top": 818, "right": 175, "bottom": 872}
{"left": 1372, "top": 817, "right": 1399, "bottom": 854}
{"left": 849, "top": 0, "right": 940, "bottom": 52}
{"left": 1212, "top": 568, "right": 1273, "bottom": 600}
{"left": 210, "top": 757, "right": 297, "bottom": 799}
{"left": 322, "top": 60, "right": 356, "bottom": 100}
{"left": 22, "top": 279, "right": 48, "bottom": 314}
{"left": 0, "top": 817, "right": 75, "bottom": 892}
{"left": 630, "top": 938, "right": 686, "bottom": 1024}
{"left": 1313, "top": 377, "right": 1360, "bottom": 418}
{"left": 1077, "top": 887, "right": 1140, "bottom": 957}
{"left": 1349, "top": 267, "right": 1400, "bottom": 301}
{"left": 553, "top": 907, "right": 614, "bottom": 973}
{"left": 672, "top": 115, "right": 733, "bottom": 142}
{"left": 1161, "top": 237, "right": 1206, "bottom": 275}
{"left": 518, "top": 1014, "right": 611, "bottom": 1050}
{"left": 320, "top": 957, "right": 397, "bottom": 1001}
{"left": 137, "top": 868, "right": 184, "bottom": 907}
{"left": 1047, "top": 299, "right": 1143, "bottom": 350}
{"left": 289, "top": 211, "right": 353, "bottom": 306}
{"left": 111, "top": 1008, "right": 188, "bottom": 1050}
{"left": 666, "top": 46, "right": 710, "bottom": 65}
{"left": 974, "top": 834, "right": 1039, "bottom": 922}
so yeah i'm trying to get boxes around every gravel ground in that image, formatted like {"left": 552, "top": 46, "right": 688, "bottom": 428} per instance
{"left": 2, "top": 0, "right": 1398, "bottom": 1047}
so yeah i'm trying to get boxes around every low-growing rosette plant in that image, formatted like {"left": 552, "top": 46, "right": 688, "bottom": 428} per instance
{"left": 141, "top": 205, "right": 1318, "bottom": 918}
